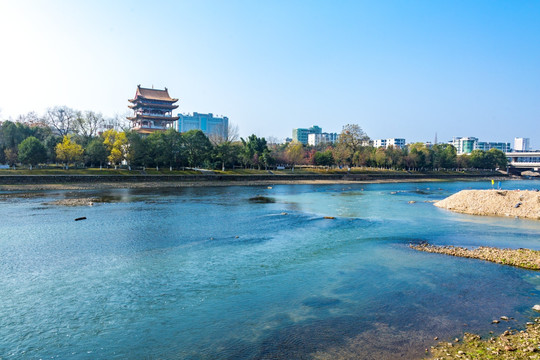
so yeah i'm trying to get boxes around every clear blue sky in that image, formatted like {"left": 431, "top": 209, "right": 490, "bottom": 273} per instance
{"left": 1, "top": 0, "right": 539, "bottom": 146}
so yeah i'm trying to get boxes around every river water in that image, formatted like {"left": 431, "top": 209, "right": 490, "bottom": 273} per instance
{"left": 1, "top": 180, "right": 540, "bottom": 359}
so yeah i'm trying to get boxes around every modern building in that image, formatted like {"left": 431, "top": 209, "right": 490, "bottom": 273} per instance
{"left": 476, "top": 141, "right": 511, "bottom": 153}
{"left": 127, "top": 85, "right": 179, "bottom": 134}
{"left": 373, "top": 138, "right": 406, "bottom": 149}
{"left": 308, "top": 132, "right": 338, "bottom": 146}
{"left": 450, "top": 136, "right": 511, "bottom": 154}
{"left": 292, "top": 125, "right": 322, "bottom": 145}
{"left": 175, "top": 112, "right": 228, "bottom": 140}
{"left": 514, "top": 137, "right": 531, "bottom": 152}
{"left": 450, "top": 137, "right": 478, "bottom": 154}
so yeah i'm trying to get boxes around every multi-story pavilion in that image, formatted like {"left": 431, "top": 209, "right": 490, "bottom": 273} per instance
{"left": 128, "top": 85, "right": 179, "bottom": 134}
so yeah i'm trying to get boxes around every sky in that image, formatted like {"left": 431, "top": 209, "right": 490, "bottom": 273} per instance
{"left": 0, "top": 0, "right": 539, "bottom": 146}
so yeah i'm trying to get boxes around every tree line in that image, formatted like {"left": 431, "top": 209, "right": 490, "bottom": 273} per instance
{"left": 0, "top": 112, "right": 508, "bottom": 171}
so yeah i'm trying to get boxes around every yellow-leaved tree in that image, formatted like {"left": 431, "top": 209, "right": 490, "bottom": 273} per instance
{"left": 102, "top": 129, "right": 128, "bottom": 169}
{"left": 55, "top": 135, "right": 84, "bottom": 169}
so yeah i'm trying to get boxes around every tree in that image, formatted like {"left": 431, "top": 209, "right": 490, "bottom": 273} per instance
{"left": 313, "top": 150, "right": 334, "bottom": 166}
{"left": 335, "top": 124, "right": 369, "bottom": 165}
{"left": 85, "top": 138, "right": 108, "bottom": 168}
{"left": 182, "top": 130, "right": 213, "bottom": 168}
{"left": 44, "top": 106, "right": 78, "bottom": 136}
{"left": 486, "top": 148, "right": 508, "bottom": 169}
{"left": 469, "top": 150, "right": 486, "bottom": 169}
{"left": 125, "top": 131, "right": 149, "bottom": 168}
{"left": 102, "top": 129, "right": 128, "bottom": 168}
{"left": 74, "top": 111, "right": 105, "bottom": 138}
{"left": 55, "top": 135, "right": 84, "bottom": 168}
{"left": 286, "top": 142, "right": 304, "bottom": 170}
{"left": 4, "top": 148, "right": 18, "bottom": 167}
{"left": 18, "top": 136, "right": 46, "bottom": 169}
{"left": 432, "top": 144, "right": 457, "bottom": 169}
{"left": 240, "top": 135, "right": 269, "bottom": 169}
{"left": 163, "top": 128, "right": 184, "bottom": 170}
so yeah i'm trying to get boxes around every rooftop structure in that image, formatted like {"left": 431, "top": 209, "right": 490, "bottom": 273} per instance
{"left": 127, "top": 85, "right": 179, "bottom": 134}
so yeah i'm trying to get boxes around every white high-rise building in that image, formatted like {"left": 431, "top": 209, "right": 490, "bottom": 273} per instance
{"left": 307, "top": 132, "right": 338, "bottom": 146}
{"left": 514, "top": 137, "right": 531, "bottom": 152}
{"left": 374, "top": 138, "right": 406, "bottom": 149}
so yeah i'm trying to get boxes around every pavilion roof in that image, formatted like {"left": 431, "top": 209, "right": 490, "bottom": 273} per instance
{"left": 129, "top": 85, "right": 178, "bottom": 103}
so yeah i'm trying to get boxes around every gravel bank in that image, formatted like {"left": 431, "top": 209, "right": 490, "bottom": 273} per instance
{"left": 435, "top": 190, "right": 540, "bottom": 220}
{"left": 410, "top": 243, "right": 540, "bottom": 270}
{"left": 426, "top": 318, "right": 540, "bottom": 359}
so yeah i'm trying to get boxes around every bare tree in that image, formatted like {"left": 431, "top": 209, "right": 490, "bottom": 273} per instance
{"left": 208, "top": 122, "right": 239, "bottom": 145}
{"left": 15, "top": 111, "right": 43, "bottom": 127}
{"left": 104, "top": 111, "right": 132, "bottom": 132}
{"left": 44, "top": 106, "right": 77, "bottom": 136}
{"left": 74, "top": 111, "right": 105, "bottom": 138}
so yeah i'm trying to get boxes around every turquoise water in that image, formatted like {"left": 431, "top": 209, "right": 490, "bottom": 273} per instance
{"left": 1, "top": 180, "right": 540, "bottom": 359}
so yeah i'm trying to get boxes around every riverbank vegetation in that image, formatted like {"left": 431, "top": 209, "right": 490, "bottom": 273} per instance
{"left": 0, "top": 111, "right": 508, "bottom": 172}
{"left": 426, "top": 319, "right": 540, "bottom": 359}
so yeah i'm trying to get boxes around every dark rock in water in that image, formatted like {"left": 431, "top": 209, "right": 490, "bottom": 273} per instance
{"left": 249, "top": 196, "right": 275, "bottom": 203}
{"left": 302, "top": 296, "right": 341, "bottom": 308}
{"left": 75, "top": 217, "right": 87, "bottom": 221}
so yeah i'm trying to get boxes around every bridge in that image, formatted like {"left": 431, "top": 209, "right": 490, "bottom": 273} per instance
{"left": 505, "top": 151, "right": 540, "bottom": 173}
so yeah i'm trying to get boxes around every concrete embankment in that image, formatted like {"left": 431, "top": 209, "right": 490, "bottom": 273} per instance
{"left": 0, "top": 172, "right": 501, "bottom": 186}
{"left": 435, "top": 189, "right": 540, "bottom": 220}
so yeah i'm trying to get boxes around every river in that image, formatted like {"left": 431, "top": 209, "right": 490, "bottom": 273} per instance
{"left": 1, "top": 180, "right": 539, "bottom": 359}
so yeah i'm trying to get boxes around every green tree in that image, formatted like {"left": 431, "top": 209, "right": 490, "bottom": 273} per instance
{"left": 85, "top": 138, "right": 108, "bottom": 168}
{"left": 163, "top": 128, "right": 184, "bottom": 170}
{"left": 433, "top": 144, "right": 457, "bottom": 169}
{"left": 55, "top": 135, "right": 84, "bottom": 168}
{"left": 18, "top": 136, "right": 46, "bottom": 169}
{"left": 486, "top": 148, "right": 508, "bottom": 169}
{"left": 125, "top": 131, "right": 149, "bottom": 168}
{"left": 240, "top": 135, "right": 269, "bottom": 169}
{"left": 182, "top": 130, "right": 213, "bottom": 168}
{"left": 146, "top": 131, "right": 168, "bottom": 170}
{"left": 469, "top": 150, "right": 486, "bottom": 169}
{"left": 313, "top": 150, "right": 334, "bottom": 166}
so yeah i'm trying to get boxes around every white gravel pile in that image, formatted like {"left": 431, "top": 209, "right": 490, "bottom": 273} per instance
{"left": 435, "top": 189, "right": 540, "bottom": 220}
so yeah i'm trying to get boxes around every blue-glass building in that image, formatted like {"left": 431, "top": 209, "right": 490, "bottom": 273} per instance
{"left": 175, "top": 112, "right": 228, "bottom": 140}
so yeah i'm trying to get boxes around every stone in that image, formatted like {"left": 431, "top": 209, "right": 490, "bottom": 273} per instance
{"left": 500, "top": 316, "right": 509, "bottom": 321}
{"left": 492, "top": 320, "right": 500, "bottom": 324}
{"left": 533, "top": 304, "right": 540, "bottom": 311}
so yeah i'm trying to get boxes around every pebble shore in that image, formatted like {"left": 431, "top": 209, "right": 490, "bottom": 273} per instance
{"left": 434, "top": 189, "right": 540, "bottom": 220}
{"left": 410, "top": 243, "right": 540, "bottom": 270}
{"left": 427, "top": 318, "right": 540, "bottom": 359}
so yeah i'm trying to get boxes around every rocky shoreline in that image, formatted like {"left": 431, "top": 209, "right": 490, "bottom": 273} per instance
{"left": 426, "top": 318, "right": 540, "bottom": 359}
{"left": 410, "top": 243, "right": 540, "bottom": 270}
{"left": 435, "top": 189, "right": 540, "bottom": 220}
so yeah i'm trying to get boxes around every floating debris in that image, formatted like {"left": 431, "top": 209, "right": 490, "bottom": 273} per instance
{"left": 74, "top": 217, "right": 87, "bottom": 221}
{"left": 323, "top": 216, "right": 335, "bottom": 219}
